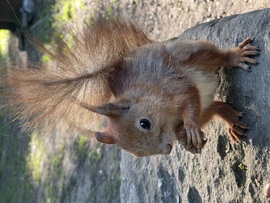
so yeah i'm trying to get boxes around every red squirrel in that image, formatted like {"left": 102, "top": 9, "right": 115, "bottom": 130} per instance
{"left": 0, "top": 18, "right": 259, "bottom": 156}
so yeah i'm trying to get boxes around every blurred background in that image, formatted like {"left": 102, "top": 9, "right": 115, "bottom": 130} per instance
{"left": 0, "top": 1, "right": 269, "bottom": 203}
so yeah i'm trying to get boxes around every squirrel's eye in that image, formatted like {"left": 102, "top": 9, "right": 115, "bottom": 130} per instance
{"left": 139, "top": 119, "right": 151, "bottom": 130}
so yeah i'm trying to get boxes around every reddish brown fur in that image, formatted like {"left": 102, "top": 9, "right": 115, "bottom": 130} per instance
{"left": 0, "top": 18, "right": 259, "bottom": 156}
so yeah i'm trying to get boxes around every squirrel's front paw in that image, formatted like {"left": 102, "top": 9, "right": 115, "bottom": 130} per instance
{"left": 178, "top": 123, "right": 206, "bottom": 153}
{"left": 177, "top": 129, "right": 202, "bottom": 154}
{"left": 231, "top": 38, "right": 259, "bottom": 71}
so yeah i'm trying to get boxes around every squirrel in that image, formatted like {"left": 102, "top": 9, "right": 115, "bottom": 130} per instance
{"left": 0, "top": 18, "right": 259, "bottom": 156}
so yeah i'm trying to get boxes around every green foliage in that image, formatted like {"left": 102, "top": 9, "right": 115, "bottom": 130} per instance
{"left": 76, "top": 135, "right": 88, "bottom": 160}
{"left": 26, "top": 133, "right": 65, "bottom": 201}
{"left": 75, "top": 135, "right": 103, "bottom": 164}
{"left": 32, "top": 0, "right": 84, "bottom": 44}
{"left": 41, "top": 53, "right": 51, "bottom": 63}
{"left": 51, "top": 0, "right": 85, "bottom": 31}
{"left": 50, "top": 144, "right": 65, "bottom": 175}
{"left": 31, "top": 0, "right": 55, "bottom": 43}
{"left": 89, "top": 143, "right": 103, "bottom": 163}
{"left": 0, "top": 30, "right": 9, "bottom": 65}
{"left": 26, "top": 132, "right": 44, "bottom": 182}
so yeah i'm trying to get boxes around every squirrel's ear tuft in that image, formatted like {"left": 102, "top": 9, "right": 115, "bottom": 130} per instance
{"left": 75, "top": 98, "right": 131, "bottom": 117}
{"left": 95, "top": 132, "right": 115, "bottom": 144}
{"left": 94, "top": 100, "right": 131, "bottom": 117}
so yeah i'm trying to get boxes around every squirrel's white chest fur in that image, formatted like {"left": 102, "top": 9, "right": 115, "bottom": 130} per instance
{"left": 188, "top": 69, "right": 219, "bottom": 110}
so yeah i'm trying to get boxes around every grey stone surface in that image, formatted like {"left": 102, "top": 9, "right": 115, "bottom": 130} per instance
{"left": 120, "top": 8, "right": 270, "bottom": 203}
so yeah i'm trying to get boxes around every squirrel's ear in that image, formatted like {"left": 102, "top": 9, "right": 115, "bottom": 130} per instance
{"left": 75, "top": 99, "right": 131, "bottom": 117}
{"left": 94, "top": 100, "right": 131, "bottom": 117}
{"left": 95, "top": 132, "right": 115, "bottom": 144}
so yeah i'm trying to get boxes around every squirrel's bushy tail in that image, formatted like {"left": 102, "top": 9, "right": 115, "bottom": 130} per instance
{"left": 0, "top": 18, "right": 151, "bottom": 135}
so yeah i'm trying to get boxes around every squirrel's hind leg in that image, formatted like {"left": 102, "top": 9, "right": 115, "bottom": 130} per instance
{"left": 200, "top": 101, "right": 249, "bottom": 142}
{"left": 166, "top": 38, "right": 259, "bottom": 73}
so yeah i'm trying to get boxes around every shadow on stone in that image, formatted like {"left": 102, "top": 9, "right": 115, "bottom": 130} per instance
{"left": 217, "top": 135, "right": 228, "bottom": 160}
{"left": 178, "top": 167, "right": 185, "bottom": 183}
{"left": 232, "top": 161, "right": 247, "bottom": 188}
{"left": 158, "top": 165, "right": 178, "bottom": 203}
{"left": 187, "top": 187, "right": 202, "bottom": 203}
